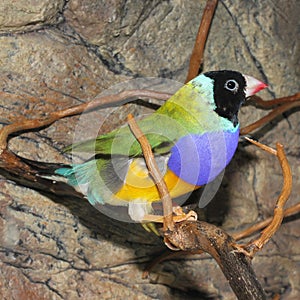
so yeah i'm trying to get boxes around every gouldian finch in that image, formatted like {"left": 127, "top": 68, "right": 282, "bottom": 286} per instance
{"left": 56, "top": 70, "right": 266, "bottom": 223}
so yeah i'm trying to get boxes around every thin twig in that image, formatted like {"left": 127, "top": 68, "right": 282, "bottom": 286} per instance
{"left": 233, "top": 202, "right": 300, "bottom": 241}
{"left": 240, "top": 100, "right": 300, "bottom": 135}
{"left": 185, "top": 0, "right": 218, "bottom": 82}
{"left": 249, "top": 92, "right": 300, "bottom": 108}
{"left": 127, "top": 114, "right": 174, "bottom": 231}
{"left": 248, "top": 143, "right": 292, "bottom": 252}
{"left": 237, "top": 139, "right": 293, "bottom": 256}
{"left": 0, "top": 89, "right": 171, "bottom": 152}
{"left": 244, "top": 137, "right": 277, "bottom": 155}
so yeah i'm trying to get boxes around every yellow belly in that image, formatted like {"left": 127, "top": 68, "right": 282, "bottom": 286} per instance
{"left": 114, "top": 158, "right": 199, "bottom": 203}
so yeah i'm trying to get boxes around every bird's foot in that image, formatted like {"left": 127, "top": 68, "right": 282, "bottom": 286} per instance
{"left": 143, "top": 207, "right": 197, "bottom": 224}
{"left": 172, "top": 206, "right": 198, "bottom": 222}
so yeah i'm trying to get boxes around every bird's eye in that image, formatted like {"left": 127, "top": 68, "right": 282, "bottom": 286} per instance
{"left": 224, "top": 79, "right": 239, "bottom": 93}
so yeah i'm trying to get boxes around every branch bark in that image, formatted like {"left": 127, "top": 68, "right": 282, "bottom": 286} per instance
{"left": 165, "top": 221, "right": 266, "bottom": 300}
{"left": 0, "top": 89, "right": 171, "bottom": 151}
{"left": 127, "top": 114, "right": 174, "bottom": 232}
{"left": 240, "top": 100, "right": 300, "bottom": 135}
{"left": 185, "top": 0, "right": 218, "bottom": 82}
{"left": 240, "top": 139, "right": 292, "bottom": 256}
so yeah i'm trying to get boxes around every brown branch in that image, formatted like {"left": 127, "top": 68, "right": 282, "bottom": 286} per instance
{"left": 0, "top": 89, "right": 171, "bottom": 151}
{"left": 241, "top": 141, "right": 292, "bottom": 256}
{"left": 231, "top": 138, "right": 297, "bottom": 241}
{"left": 165, "top": 221, "right": 266, "bottom": 300}
{"left": 185, "top": 0, "right": 218, "bottom": 82}
{"left": 233, "top": 202, "right": 300, "bottom": 241}
{"left": 240, "top": 99, "right": 300, "bottom": 135}
{"left": 144, "top": 199, "right": 300, "bottom": 278}
{"left": 0, "top": 148, "right": 84, "bottom": 200}
{"left": 243, "top": 137, "right": 277, "bottom": 155}
{"left": 249, "top": 92, "right": 300, "bottom": 108}
{"left": 127, "top": 114, "right": 174, "bottom": 231}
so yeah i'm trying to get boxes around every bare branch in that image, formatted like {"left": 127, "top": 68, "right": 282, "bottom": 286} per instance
{"left": 127, "top": 114, "right": 174, "bottom": 232}
{"left": 240, "top": 100, "right": 300, "bottom": 135}
{"left": 0, "top": 89, "right": 171, "bottom": 151}
{"left": 233, "top": 202, "right": 300, "bottom": 241}
{"left": 230, "top": 138, "right": 293, "bottom": 257}
{"left": 242, "top": 142, "right": 292, "bottom": 256}
{"left": 249, "top": 92, "right": 300, "bottom": 108}
{"left": 165, "top": 221, "right": 266, "bottom": 300}
{"left": 185, "top": 0, "right": 218, "bottom": 82}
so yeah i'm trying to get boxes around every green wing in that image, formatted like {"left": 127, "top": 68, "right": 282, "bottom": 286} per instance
{"left": 64, "top": 82, "right": 217, "bottom": 157}
{"left": 65, "top": 113, "right": 189, "bottom": 156}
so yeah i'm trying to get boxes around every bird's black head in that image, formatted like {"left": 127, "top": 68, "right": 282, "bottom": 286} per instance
{"left": 204, "top": 70, "right": 247, "bottom": 127}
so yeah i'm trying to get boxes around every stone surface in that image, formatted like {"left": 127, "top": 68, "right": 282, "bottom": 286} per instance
{"left": 0, "top": 0, "right": 65, "bottom": 33}
{"left": 64, "top": 1, "right": 207, "bottom": 78}
{"left": 0, "top": 0, "right": 299, "bottom": 299}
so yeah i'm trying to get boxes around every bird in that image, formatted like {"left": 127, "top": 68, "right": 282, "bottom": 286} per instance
{"left": 56, "top": 70, "right": 267, "bottom": 225}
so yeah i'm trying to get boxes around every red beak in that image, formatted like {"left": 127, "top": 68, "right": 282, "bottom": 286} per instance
{"left": 243, "top": 74, "right": 268, "bottom": 97}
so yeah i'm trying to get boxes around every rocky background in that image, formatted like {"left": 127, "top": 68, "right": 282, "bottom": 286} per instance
{"left": 0, "top": 0, "right": 299, "bottom": 299}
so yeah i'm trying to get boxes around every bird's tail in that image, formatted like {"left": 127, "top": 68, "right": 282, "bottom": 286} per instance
{"left": 55, "top": 160, "right": 96, "bottom": 186}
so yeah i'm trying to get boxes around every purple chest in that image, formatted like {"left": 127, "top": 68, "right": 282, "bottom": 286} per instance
{"left": 167, "top": 129, "right": 240, "bottom": 186}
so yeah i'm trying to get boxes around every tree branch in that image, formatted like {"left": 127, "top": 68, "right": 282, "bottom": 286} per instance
{"left": 240, "top": 138, "right": 292, "bottom": 256}
{"left": 249, "top": 92, "right": 300, "bottom": 109}
{"left": 165, "top": 221, "right": 266, "bottom": 300}
{"left": 0, "top": 89, "right": 171, "bottom": 152}
{"left": 240, "top": 99, "right": 300, "bottom": 135}
{"left": 185, "top": 0, "right": 218, "bottom": 82}
{"left": 127, "top": 114, "right": 174, "bottom": 231}
{"left": 232, "top": 202, "right": 300, "bottom": 241}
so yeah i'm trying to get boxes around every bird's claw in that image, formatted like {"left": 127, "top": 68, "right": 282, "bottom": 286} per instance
{"left": 141, "top": 222, "right": 161, "bottom": 236}
{"left": 142, "top": 206, "right": 198, "bottom": 235}
{"left": 172, "top": 206, "right": 198, "bottom": 222}
{"left": 143, "top": 207, "right": 198, "bottom": 224}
